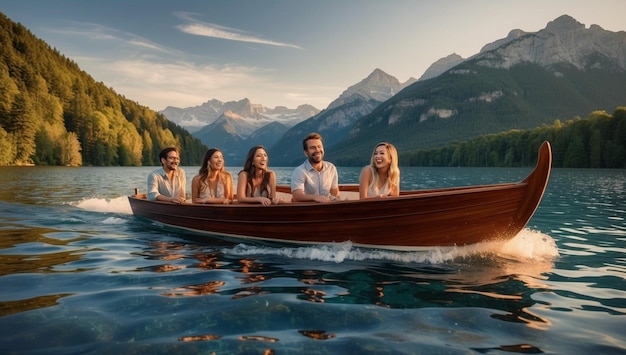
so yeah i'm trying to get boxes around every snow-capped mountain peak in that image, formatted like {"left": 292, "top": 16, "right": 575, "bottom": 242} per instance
{"left": 160, "top": 98, "right": 319, "bottom": 133}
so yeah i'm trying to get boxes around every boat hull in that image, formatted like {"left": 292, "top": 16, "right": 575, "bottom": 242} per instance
{"left": 129, "top": 142, "right": 552, "bottom": 250}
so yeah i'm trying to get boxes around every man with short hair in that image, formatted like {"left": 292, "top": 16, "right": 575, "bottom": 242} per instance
{"left": 147, "top": 147, "right": 186, "bottom": 203}
{"left": 290, "top": 132, "right": 339, "bottom": 202}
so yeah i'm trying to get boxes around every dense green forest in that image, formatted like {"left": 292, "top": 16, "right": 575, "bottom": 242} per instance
{"left": 0, "top": 13, "right": 206, "bottom": 166}
{"left": 402, "top": 107, "right": 626, "bottom": 168}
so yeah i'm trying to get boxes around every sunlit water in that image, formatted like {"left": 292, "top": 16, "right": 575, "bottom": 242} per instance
{"left": 0, "top": 165, "right": 624, "bottom": 354}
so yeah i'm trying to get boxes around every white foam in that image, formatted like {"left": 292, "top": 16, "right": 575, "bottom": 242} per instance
{"left": 73, "top": 196, "right": 133, "bottom": 214}
{"left": 101, "top": 217, "right": 127, "bottom": 225}
{"left": 223, "top": 229, "right": 559, "bottom": 264}
{"left": 499, "top": 228, "right": 559, "bottom": 259}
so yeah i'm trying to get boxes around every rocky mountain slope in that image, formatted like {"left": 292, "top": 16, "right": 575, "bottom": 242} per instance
{"left": 267, "top": 69, "right": 415, "bottom": 165}
{"left": 418, "top": 53, "right": 465, "bottom": 81}
{"left": 328, "top": 15, "right": 626, "bottom": 165}
{"left": 475, "top": 15, "right": 626, "bottom": 70}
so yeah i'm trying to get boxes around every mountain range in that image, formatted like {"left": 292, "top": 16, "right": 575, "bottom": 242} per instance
{"left": 161, "top": 14, "right": 626, "bottom": 166}
{"left": 160, "top": 98, "right": 319, "bottom": 133}
{"left": 331, "top": 14, "right": 626, "bottom": 165}
{"left": 164, "top": 69, "right": 416, "bottom": 164}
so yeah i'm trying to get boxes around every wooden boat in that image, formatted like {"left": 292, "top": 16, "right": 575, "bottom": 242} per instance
{"left": 128, "top": 141, "right": 552, "bottom": 251}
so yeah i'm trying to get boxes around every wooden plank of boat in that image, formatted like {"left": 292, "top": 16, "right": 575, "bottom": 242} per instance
{"left": 128, "top": 141, "right": 552, "bottom": 250}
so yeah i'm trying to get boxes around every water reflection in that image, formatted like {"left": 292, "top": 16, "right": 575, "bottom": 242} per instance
{"left": 163, "top": 280, "right": 226, "bottom": 297}
{"left": 195, "top": 252, "right": 221, "bottom": 270}
{"left": 473, "top": 343, "right": 543, "bottom": 353}
{"left": 0, "top": 226, "right": 89, "bottom": 276}
{"left": 298, "top": 329, "right": 337, "bottom": 340}
{"left": 178, "top": 334, "right": 221, "bottom": 341}
{"left": 129, "top": 238, "right": 555, "bottom": 334}
{"left": 0, "top": 293, "right": 73, "bottom": 317}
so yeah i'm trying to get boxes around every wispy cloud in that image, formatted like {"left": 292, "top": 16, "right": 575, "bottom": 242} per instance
{"left": 175, "top": 12, "right": 301, "bottom": 49}
{"left": 47, "top": 22, "right": 175, "bottom": 54}
{"left": 77, "top": 57, "right": 330, "bottom": 110}
{"left": 128, "top": 39, "right": 168, "bottom": 52}
{"left": 86, "top": 58, "right": 268, "bottom": 108}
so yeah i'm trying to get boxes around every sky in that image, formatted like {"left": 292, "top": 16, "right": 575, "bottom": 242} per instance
{"left": 1, "top": 0, "right": 625, "bottom": 111}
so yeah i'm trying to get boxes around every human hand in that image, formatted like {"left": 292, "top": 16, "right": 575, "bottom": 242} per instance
{"left": 314, "top": 195, "right": 331, "bottom": 203}
{"left": 171, "top": 197, "right": 183, "bottom": 204}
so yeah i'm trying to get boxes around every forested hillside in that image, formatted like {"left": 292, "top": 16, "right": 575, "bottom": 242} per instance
{"left": 330, "top": 62, "right": 626, "bottom": 165}
{"left": 0, "top": 13, "right": 206, "bottom": 166}
{"left": 399, "top": 107, "right": 626, "bottom": 168}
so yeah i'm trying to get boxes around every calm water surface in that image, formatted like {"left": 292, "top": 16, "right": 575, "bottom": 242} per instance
{"left": 0, "top": 165, "right": 624, "bottom": 354}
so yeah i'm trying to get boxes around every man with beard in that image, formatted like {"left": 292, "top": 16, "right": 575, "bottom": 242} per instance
{"left": 147, "top": 147, "right": 187, "bottom": 204}
{"left": 290, "top": 132, "right": 340, "bottom": 202}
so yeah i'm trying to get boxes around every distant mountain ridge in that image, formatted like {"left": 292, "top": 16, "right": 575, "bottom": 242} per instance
{"left": 474, "top": 15, "right": 626, "bottom": 71}
{"left": 166, "top": 68, "right": 415, "bottom": 165}
{"left": 192, "top": 111, "right": 290, "bottom": 164}
{"left": 418, "top": 14, "right": 626, "bottom": 81}
{"left": 160, "top": 98, "right": 319, "bottom": 133}
{"left": 329, "top": 14, "right": 626, "bottom": 165}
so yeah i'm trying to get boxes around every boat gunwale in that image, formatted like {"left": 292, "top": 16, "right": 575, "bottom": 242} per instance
{"left": 129, "top": 180, "right": 528, "bottom": 208}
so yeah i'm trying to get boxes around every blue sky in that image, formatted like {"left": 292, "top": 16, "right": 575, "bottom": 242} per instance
{"left": 2, "top": 0, "right": 625, "bottom": 111}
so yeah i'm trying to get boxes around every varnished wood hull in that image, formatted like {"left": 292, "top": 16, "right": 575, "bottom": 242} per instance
{"left": 128, "top": 142, "right": 552, "bottom": 250}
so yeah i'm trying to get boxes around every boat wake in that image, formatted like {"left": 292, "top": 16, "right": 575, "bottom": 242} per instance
{"left": 224, "top": 229, "right": 559, "bottom": 264}
{"left": 73, "top": 196, "right": 133, "bottom": 214}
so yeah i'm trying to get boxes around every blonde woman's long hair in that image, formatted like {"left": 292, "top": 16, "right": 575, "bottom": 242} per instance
{"left": 368, "top": 142, "right": 399, "bottom": 192}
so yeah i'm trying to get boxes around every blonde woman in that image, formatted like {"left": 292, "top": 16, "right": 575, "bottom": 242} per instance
{"left": 191, "top": 148, "right": 233, "bottom": 204}
{"left": 359, "top": 142, "right": 400, "bottom": 199}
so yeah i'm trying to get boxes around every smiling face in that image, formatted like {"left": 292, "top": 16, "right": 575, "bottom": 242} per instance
{"left": 253, "top": 148, "right": 268, "bottom": 171}
{"left": 162, "top": 151, "right": 180, "bottom": 171}
{"left": 208, "top": 150, "right": 224, "bottom": 171}
{"left": 372, "top": 144, "right": 391, "bottom": 170}
{"left": 304, "top": 138, "right": 324, "bottom": 165}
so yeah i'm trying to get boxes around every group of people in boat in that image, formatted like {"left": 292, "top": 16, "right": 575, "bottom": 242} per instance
{"left": 146, "top": 132, "right": 400, "bottom": 205}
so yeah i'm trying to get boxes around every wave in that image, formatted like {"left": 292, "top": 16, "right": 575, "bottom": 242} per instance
{"left": 224, "top": 229, "right": 559, "bottom": 264}
{"left": 73, "top": 196, "right": 133, "bottom": 214}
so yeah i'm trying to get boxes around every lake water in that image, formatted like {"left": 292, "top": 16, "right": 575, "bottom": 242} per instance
{"left": 0, "top": 165, "right": 624, "bottom": 354}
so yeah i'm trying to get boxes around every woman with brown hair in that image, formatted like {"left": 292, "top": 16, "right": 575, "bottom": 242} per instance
{"left": 236, "top": 145, "right": 284, "bottom": 206}
{"left": 191, "top": 148, "right": 233, "bottom": 204}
